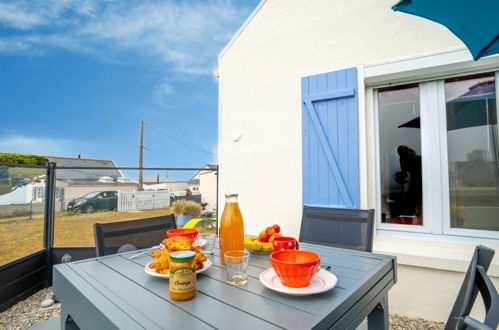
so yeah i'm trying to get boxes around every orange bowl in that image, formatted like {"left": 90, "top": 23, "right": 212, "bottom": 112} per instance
{"left": 166, "top": 228, "right": 199, "bottom": 243}
{"left": 270, "top": 250, "right": 320, "bottom": 288}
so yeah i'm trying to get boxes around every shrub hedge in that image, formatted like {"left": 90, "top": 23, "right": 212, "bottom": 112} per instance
{"left": 171, "top": 199, "right": 202, "bottom": 218}
{"left": 0, "top": 153, "right": 49, "bottom": 166}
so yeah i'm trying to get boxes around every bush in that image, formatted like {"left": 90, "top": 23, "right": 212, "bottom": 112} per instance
{"left": 0, "top": 153, "right": 48, "bottom": 195}
{"left": 0, "top": 153, "right": 49, "bottom": 166}
{"left": 171, "top": 199, "right": 201, "bottom": 218}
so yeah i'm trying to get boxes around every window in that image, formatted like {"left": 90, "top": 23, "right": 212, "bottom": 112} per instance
{"left": 375, "top": 71, "right": 499, "bottom": 236}
{"left": 444, "top": 74, "right": 499, "bottom": 231}
{"left": 56, "top": 187, "right": 64, "bottom": 201}
{"left": 32, "top": 187, "right": 46, "bottom": 200}
{"left": 32, "top": 187, "right": 63, "bottom": 201}
{"left": 377, "top": 85, "right": 423, "bottom": 226}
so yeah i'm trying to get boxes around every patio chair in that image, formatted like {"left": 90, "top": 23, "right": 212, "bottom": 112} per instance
{"left": 299, "top": 206, "right": 374, "bottom": 252}
{"left": 93, "top": 214, "right": 176, "bottom": 256}
{"left": 445, "top": 245, "right": 498, "bottom": 330}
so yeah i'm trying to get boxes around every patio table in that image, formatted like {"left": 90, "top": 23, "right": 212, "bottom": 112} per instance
{"left": 53, "top": 241, "right": 396, "bottom": 330}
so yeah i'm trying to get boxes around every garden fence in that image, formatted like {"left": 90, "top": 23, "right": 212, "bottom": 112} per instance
{"left": 117, "top": 190, "right": 171, "bottom": 211}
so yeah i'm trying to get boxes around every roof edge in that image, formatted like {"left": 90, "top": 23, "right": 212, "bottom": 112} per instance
{"left": 218, "top": 0, "right": 267, "bottom": 60}
{"left": 47, "top": 156, "right": 114, "bottom": 162}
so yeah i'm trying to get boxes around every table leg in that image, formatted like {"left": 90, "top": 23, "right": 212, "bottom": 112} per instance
{"left": 367, "top": 294, "right": 389, "bottom": 330}
{"left": 60, "top": 308, "right": 79, "bottom": 330}
{"left": 60, "top": 308, "right": 69, "bottom": 330}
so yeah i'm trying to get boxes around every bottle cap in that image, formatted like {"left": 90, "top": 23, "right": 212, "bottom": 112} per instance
{"left": 170, "top": 251, "right": 196, "bottom": 261}
{"left": 225, "top": 193, "right": 238, "bottom": 198}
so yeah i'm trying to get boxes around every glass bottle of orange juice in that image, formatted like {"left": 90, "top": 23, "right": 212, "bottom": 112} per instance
{"left": 219, "top": 193, "right": 244, "bottom": 264}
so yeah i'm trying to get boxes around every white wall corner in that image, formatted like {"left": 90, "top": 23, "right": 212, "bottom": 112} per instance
{"left": 218, "top": 0, "right": 267, "bottom": 60}
{"left": 356, "top": 66, "right": 368, "bottom": 209}
{"left": 217, "top": 56, "right": 223, "bottom": 221}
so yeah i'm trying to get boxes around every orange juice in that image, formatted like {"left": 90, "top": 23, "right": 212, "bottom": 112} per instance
{"left": 219, "top": 193, "right": 244, "bottom": 264}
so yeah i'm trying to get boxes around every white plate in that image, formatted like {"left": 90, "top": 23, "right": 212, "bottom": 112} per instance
{"left": 259, "top": 268, "right": 337, "bottom": 295}
{"left": 144, "top": 258, "right": 212, "bottom": 279}
{"left": 159, "top": 238, "right": 206, "bottom": 249}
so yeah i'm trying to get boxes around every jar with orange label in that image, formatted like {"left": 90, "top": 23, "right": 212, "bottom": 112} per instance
{"left": 169, "top": 250, "right": 196, "bottom": 301}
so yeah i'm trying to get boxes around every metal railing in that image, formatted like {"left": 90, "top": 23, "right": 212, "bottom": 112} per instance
{"left": 0, "top": 162, "right": 219, "bottom": 311}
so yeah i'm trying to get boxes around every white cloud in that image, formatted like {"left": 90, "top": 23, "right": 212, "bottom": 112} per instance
{"left": 153, "top": 82, "right": 175, "bottom": 107}
{"left": 0, "top": 2, "right": 45, "bottom": 30}
{"left": 0, "top": 0, "right": 255, "bottom": 75}
{"left": 0, "top": 135, "right": 78, "bottom": 157}
{"left": 0, "top": 38, "right": 30, "bottom": 52}
{"left": 0, "top": 0, "right": 96, "bottom": 30}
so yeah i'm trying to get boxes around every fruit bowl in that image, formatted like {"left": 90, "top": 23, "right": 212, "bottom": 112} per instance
{"left": 244, "top": 236, "right": 272, "bottom": 255}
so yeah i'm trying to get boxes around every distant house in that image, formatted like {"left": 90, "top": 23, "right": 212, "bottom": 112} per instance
{"left": 142, "top": 174, "right": 201, "bottom": 195}
{"left": 191, "top": 165, "right": 217, "bottom": 212}
{"left": 142, "top": 164, "right": 218, "bottom": 212}
{"left": 142, "top": 175, "right": 190, "bottom": 192}
{"left": 0, "top": 156, "right": 138, "bottom": 211}
{"left": 42, "top": 156, "right": 139, "bottom": 208}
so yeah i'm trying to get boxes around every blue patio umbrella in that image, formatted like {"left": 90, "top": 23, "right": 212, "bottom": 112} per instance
{"left": 398, "top": 80, "right": 497, "bottom": 130}
{"left": 392, "top": 0, "right": 499, "bottom": 60}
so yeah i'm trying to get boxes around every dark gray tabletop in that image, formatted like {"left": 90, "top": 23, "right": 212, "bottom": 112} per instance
{"left": 53, "top": 242, "right": 396, "bottom": 330}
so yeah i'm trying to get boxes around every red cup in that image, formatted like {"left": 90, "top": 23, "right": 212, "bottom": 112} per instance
{"left": 270, "top": 250, "right": 320, "bottom": 288}
{"left": 166, "top": 228, "right": 199, "bottom": 244}
{"left": 272, "top": 236, "right": 299, "bottom": 252}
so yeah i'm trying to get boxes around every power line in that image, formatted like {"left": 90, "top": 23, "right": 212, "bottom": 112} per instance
{"left": 144, "top": 122, "right": 216, "bottom": 156}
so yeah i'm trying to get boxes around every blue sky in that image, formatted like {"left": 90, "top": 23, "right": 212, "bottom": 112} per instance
{"left": 0, "top": 0, "right": 259, "bottom": 174}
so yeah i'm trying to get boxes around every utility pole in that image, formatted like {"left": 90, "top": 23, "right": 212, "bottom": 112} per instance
{"left": 138, "top": 120, "right": 144, "bottom": 191}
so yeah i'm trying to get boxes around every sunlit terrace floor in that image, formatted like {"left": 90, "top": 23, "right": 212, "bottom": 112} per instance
{"left": 0, "top": 288, "right": 445, "bottom": 330}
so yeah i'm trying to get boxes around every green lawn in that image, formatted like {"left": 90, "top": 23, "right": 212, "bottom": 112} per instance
{"left": 0, "top": 208, "right": 173, "bottom": 265}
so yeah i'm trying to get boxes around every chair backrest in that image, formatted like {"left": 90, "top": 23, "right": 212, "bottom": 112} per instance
{"left": 299, "top": 206, "right": 374, "bottom": 252}
{"left": 445, "top": 245, "right": 498, "bottom": 330}
{"left": 93, "top": 214, "right": 176, "bottom": 257}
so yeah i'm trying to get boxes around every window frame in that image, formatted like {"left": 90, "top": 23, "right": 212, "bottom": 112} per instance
{"left": 374, "top": 87, "right": 432, "bottom": 234}
{"left": 373, "top": 70, "right": 499, "bottom": 240}
{"left": 35, "top": 187, "right": 46, "bottom": 200}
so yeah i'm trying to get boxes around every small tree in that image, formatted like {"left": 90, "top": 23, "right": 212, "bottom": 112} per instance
{"left": 0, "top": 153, "right": 49, "bottom": 196}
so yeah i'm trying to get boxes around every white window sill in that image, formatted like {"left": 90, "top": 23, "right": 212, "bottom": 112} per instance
{"left": 373, "top": 235, "right": 499, "bottom": 277}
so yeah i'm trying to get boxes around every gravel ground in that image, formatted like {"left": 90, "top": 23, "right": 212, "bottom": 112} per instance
{"left": 1, "top": 288, "right": 445, "bottom": 329}
{"left": 0, "top": 288, "right": 60, "bottom": 330}
{"left": 389, "top": 314, "right": 444, "bottom": 329}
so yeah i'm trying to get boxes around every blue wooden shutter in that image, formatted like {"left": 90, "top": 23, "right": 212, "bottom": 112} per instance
{"left": 302, "top": 67, "right": 359, "bottom": 209}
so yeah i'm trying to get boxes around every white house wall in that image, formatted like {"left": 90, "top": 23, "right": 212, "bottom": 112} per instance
{"left": 0, "top": 186, "right": 28, "bottom": 205}
{"left": 199, "top": 171, "right": 217, "bottom": 212}
{"left": 162, "top": 182, "right": 189, "bottom": 192}
{"left": 217, "top": 0, "right": 489, "bottom": 322}
{"left": 219, "top": 0, "right": 463, "bottom": 237}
